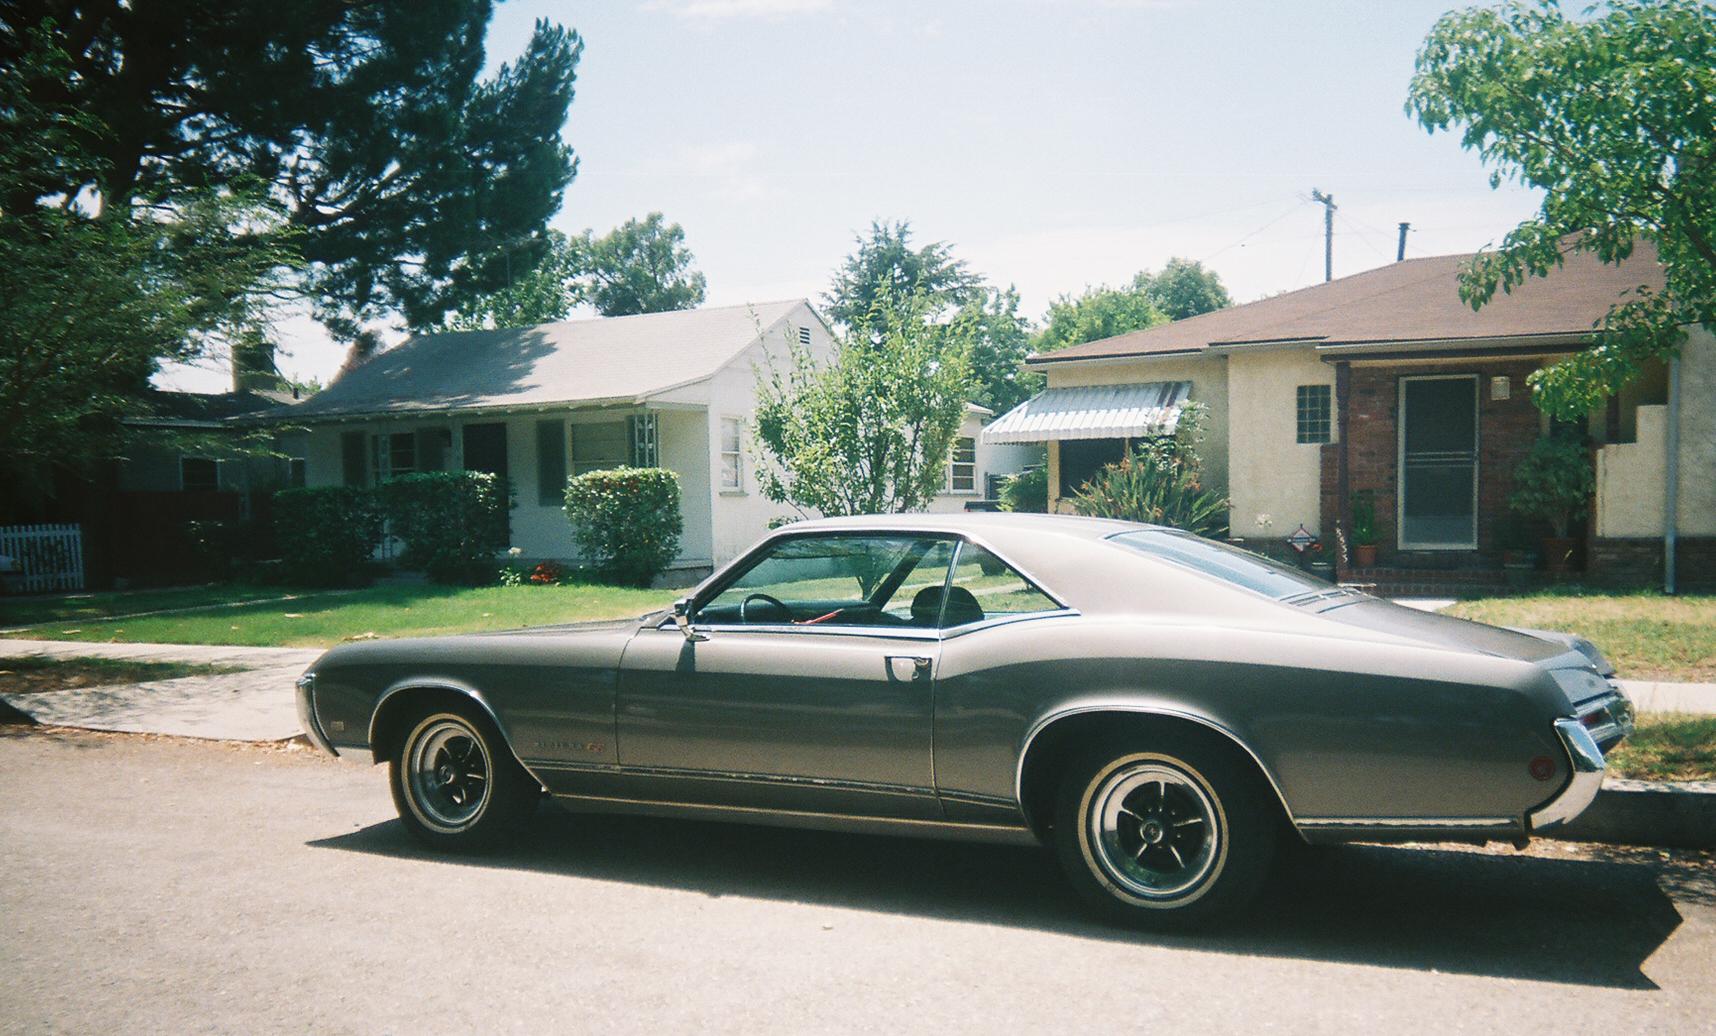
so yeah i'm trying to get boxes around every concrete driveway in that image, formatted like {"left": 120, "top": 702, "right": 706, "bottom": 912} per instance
{"left": 2, "top": 729, "right": 1713, "bottom": 1034}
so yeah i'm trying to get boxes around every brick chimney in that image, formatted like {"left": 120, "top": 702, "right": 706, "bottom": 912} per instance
{"left": 232, "top": 330, "right": 285, "bottom": 394}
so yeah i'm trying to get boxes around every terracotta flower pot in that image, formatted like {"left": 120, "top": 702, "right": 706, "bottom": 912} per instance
{"left": 1542, "top": 536, "right": 1577, "bottom": 573}
{"left": 1352, "top": 544, "right": 1378, "bottom": 568}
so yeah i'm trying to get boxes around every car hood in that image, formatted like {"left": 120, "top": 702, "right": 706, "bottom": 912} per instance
{"left": 1307, "top": 597, "right": 1572, "bottom": 666}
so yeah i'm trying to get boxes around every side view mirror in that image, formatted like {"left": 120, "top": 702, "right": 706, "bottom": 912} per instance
{"left": 673, "top": 597, "right": 708, "bottom": 642}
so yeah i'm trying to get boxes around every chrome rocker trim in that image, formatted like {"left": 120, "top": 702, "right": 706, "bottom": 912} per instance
{"left": 1529, "top": 718, "right": 1606, "bottom": 831}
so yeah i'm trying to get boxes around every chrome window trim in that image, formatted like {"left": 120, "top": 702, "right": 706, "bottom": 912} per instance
{"left": 665, "top": 622, "right": 944, "bottom": 643}
{"left": 546, "top": 790, "right": 1037, "bottom": 843}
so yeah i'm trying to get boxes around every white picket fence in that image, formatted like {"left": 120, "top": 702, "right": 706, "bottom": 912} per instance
{"left": 0, "top": 523, "right": 86, "bottom": 593}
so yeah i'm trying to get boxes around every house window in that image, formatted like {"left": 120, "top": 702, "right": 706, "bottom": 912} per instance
{"left": 180, "top": 457, "right": 219, "bottom": 493}
{"left": 719, "top": 416, "right": 743, "bottom": 491}
{"left": 946, "top": 436, "right": 977, "bottom": 493}
{"left": 1296, "top": 384, "right": 1332, "bottom": 444}
{"left": 416, "top": 428, "right": 451, "bottom": 471}
{"left": 629, "top": 412, "right": 659, "bottom": 467}
{"left": 341, "top": 431, "right": 367, "bottom": 487}
{"left": 1058, "top": 438, "right": 1127, "bottom": 498}
{"left": 461, "top": 423, "right": 509, "bottom": 478}
{"left": 797, "top": 326, "right": 812, "bottom": 346}
{"left": 536, "top": 419, "right": 567, "bottom": 506}
{"left": 373, "top": 431, "right": 417, "bottom": 480}
{"left": 572, "top": 420, "right": 630, "bottom": 474}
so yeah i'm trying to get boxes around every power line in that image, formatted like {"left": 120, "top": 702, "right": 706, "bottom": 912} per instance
{"left": 1199, "top": 200, "right": 1311, "bottom": 263}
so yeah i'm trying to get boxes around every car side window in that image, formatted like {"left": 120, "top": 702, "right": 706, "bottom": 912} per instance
{"left": 940, "top": 542, "right": 1062, "bottom": 628}
{"left": 699, "top": 535, "right": 956, "bottom": 628}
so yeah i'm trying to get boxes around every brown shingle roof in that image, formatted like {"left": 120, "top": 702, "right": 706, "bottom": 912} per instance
{"left": 1029, "top": 242, "right": 1666, "bottom": 365}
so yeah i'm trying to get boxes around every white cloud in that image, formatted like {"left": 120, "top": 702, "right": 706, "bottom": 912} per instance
{"left": 649, "top": 0, "right": 832, "bottom": 20}
{"left": 677, "top": 141, "right": 771, "bottom": 203}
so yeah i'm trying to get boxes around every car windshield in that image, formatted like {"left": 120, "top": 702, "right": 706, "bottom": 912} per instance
{"left": 1106, "top": 528, "right": 1328, "bottom": 600}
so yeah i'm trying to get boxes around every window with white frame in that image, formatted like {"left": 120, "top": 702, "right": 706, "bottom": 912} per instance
{"left": 946, "top": 436, "right": 977, "bottom": 493}
{"left": 571, "top": 420, "right": 629, "bottom": 474}
{"left": 1296, "top": 385, "right": 1332, "bottom": 444}
{"left": 720, "top": 416, "right": 744, "bottom": 490}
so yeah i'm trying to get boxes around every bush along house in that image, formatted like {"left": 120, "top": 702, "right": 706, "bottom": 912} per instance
{"left": 984, "top": 241, "right": 1713, "bottom": 593}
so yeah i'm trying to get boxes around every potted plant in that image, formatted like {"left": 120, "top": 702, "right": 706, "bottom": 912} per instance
{"left": 1508, "top": 433, "right": 1594, "bottom": 574}
{"left": 1349, "top": 491, "right": 1378, "bottom": 568}
{"left": 1496, "top": 514, "right": 1539, "bottom": 586}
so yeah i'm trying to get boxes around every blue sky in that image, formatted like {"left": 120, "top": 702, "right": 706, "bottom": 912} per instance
{"left": 165, "top": 0, "right": 1543, "bottom": 392}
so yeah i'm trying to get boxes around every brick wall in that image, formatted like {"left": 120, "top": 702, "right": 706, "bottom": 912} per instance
{"left": 1589, "top": 537, "right": 1716, "bottom": 590}
{"left": 1319, "top": 359, "right": 1547, "bottom": 565}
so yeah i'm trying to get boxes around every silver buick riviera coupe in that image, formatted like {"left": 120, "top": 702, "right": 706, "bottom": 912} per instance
{"left": 296, "top": 514, "right": 1633, "bottom": 927}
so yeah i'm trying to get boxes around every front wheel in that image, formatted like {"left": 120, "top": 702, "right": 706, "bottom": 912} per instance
{"left": 1053, "top": 740, "right": 1274, "bottom": 929}
{"left": 390, "top": 707, "right": 538, "bottom": 850}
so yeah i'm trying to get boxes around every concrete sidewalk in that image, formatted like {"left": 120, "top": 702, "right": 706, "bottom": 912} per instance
{"left": 0, "top": 638, "right": 317, "bottom": 741}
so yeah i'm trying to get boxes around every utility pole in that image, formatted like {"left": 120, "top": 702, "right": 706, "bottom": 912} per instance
{"left": 1310, "top": 189, "right": 1336, "bottom": 282}
{"left": 1397, "top": 222, "right": 1411, "bottom": 262}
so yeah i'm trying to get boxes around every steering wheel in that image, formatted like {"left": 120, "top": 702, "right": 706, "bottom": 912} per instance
{"left": 739, "top": 592, "right": 790, "bottom": 624}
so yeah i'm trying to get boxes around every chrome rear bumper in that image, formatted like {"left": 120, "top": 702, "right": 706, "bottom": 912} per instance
{"left": 1528, "top": 718, "right": 1607, "bottom": 831}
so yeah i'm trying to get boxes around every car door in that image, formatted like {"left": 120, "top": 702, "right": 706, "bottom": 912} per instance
{"left": 614, "top": 533, "right": 956, "bottom": 820}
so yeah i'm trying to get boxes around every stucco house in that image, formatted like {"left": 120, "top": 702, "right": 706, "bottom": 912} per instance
{"left": 984, "top": 243, "right": 1712, "bottom": 591}
{"left": 280, "top": 300, "right": 1028, "bottom": 579}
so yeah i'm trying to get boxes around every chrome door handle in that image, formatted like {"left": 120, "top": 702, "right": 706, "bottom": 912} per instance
{"left": 886, "top": 655, "right": 933, "bottom": 681}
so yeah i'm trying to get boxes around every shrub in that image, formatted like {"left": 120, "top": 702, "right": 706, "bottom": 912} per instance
{"left": 1509, "top": 433, "right": 1594, "bottom": 538}
{"left": 379, "top": 471, "right": 512, "bottom": 584}
{"left": 998, "top": 467, "right": 1048, "bottom": 513}
{"left": 273, "top": 486, "right": 383, "bottom": 586}
{"left": 563, "top": 466, "right": 683, "bottom": 586}
{"left": 1069, "top": 402, "right": 1230, "bottom": 537}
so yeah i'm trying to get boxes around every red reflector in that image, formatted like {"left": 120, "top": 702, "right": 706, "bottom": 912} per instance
{"left": 1529, "top": 755, "right": 1556, "bottom": 781}
{"left": 1582, "top": 712, "right": 1604, "bottom": 728}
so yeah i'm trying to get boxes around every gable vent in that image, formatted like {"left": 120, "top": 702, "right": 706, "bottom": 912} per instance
{"left": 797, "top": 326, "right": 812, "bottom": 345}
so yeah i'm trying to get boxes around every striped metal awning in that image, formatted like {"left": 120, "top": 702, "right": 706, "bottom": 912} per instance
{"left": 980, "top": 381, "right": 1192, "bottom": 444}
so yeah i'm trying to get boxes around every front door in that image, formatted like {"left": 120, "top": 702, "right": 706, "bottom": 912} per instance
{"left": 1398, "top": 375, "right": 1478, "bottom": 549}
{"left": 615, "top": 534, "right": 957, "bottom": 819}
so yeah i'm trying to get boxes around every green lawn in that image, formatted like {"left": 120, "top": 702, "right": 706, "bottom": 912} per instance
{"left": 1, "top": 582, "right": 674, "bottom": 648}
{"left": 0, "top": 583, "right": 324, "bottom": 629}
{"left": 1607, "top": 713, "right": 1716, "bottom": 782}
{"left": 1445, "top": 592, "right": 1716, "bottom": 683}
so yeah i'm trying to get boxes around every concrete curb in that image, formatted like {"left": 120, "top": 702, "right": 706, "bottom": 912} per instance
{"left": 1552, "top": 779, "right": 1716, "bottom": 850}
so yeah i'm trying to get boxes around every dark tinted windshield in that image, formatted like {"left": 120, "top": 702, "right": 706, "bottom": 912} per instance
{"left": 1107, "top": 529, "right": 1328, "bottom": 599}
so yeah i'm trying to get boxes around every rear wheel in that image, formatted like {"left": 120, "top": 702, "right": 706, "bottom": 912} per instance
{"left": 1053, "top": 740, "right": 1274, "bottom": 929}
{"left": 390, "top": 707, "right": 537, "bottom": 850}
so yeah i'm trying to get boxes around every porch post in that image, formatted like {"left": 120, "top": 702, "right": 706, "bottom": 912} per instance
{"left": 1334, "top": 361, "right": 1351, "bottom": 569}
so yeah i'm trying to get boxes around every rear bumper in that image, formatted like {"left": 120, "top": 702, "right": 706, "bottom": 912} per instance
{"left": 294, "top": 672, "right": 339, "bottom": 758}
{"left": 1529, "top": 718, "right": 1607, "bottom": 831}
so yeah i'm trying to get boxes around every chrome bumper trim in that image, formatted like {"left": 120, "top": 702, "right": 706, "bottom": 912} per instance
{"left": 1529, "top": 718, "right": 1605, "bottom": 831}
{"left": 294, "top": 673, "right": 339, "bottom": 758}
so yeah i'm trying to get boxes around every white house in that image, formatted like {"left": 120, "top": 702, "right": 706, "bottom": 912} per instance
{"left": 281, "top": 300, "right": 1028, "bottom": 579}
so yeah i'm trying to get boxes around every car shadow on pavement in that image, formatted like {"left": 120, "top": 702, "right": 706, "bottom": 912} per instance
{"left": 311, "top": 806, "right": 1683, "bottom": 990}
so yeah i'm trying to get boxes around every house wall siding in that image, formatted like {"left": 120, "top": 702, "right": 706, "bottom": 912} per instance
{"left": 1226, "top": 348, "right": 1334, "bottom": 537}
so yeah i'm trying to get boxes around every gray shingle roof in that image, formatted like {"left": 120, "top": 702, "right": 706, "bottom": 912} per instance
{"left": 286, "top": 300, "right": 808, "bottom": 419}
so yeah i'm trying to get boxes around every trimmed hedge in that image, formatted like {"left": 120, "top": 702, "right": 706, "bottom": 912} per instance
{"left": 380, "top": 471, "right": 512, "bottom": 584}
{"left": 273, "top": 486, "right": 383, "bottom": 586}
{"left": 563, "top": 466, "right": 683, "bottom": 587}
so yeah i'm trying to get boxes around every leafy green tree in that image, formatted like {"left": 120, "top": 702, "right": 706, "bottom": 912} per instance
{"left": 444, "top": 230, "right": 580, "bottom": 331}
{"left": 1034, "top": 280, "right": 1165, "bottom": 354}
{"left": 755, "top": 295, "right": 977, "bottom": 516}
{"left": 948, "top": 286, "right": 1042, "bottom": 413}
{"left": 0, "top": 3, "right": 583, "bottom": 357}
{"left": 571, "top": 213, "right": 707, "bottom": 317}
{"left": 1142, "top": 258, "right": 1232, "bottom": 321}
{"left": 1407, "top": 0, "right": 1716, "bottom": 420}
{"left": 824, "top": 219, "right": 982, "bottom": 339}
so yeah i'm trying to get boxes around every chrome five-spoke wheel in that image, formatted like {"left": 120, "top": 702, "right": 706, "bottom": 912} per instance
{"left": 406, "top": 718, "right": 492, "bottom": 832}
{"left": 1054, "top": 739, "right": 1274, "bottom": 928}
{"left": 390, "top": 705, "right": 537, "bottom": 850}
{"left": 1088, "top": 763, "right": 1220, "bottom": 901}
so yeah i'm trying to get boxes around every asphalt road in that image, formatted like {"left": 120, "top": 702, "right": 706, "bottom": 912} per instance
{"left": 3, "top": 729, "right": 1713, "bottom": 1035}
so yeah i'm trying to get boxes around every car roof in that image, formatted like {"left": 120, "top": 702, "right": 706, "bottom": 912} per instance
{"left": 783, "top": 512, "right": 1155, "bottom": 540}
